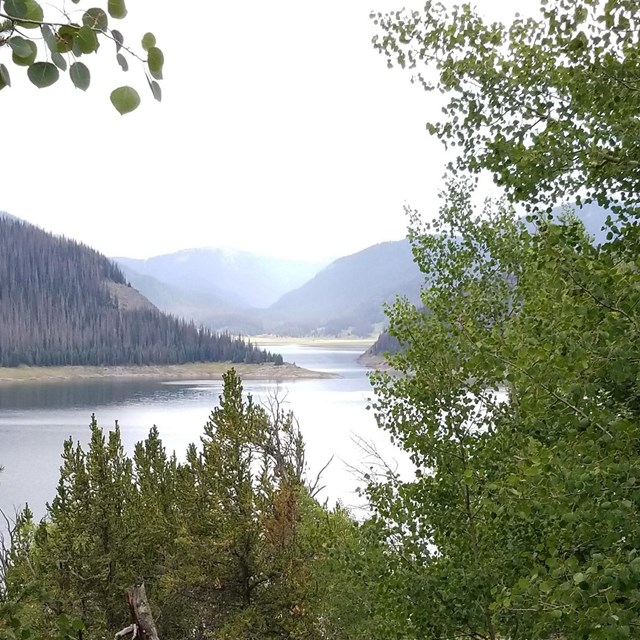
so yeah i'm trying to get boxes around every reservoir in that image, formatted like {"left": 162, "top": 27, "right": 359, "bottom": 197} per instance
{"left": 0, "top": 344, "right": 403, "bottom": 522}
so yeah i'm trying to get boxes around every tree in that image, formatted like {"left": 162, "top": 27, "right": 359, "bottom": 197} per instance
{"left": 371, "top": 0, "right": 640, "bottom": 212}
{"left": 366, "top": 181, "right": 640, "bottom": 640}
{"left": 364, "top": 1, "right": 640, "bottom": 638}
{"left": 1, "top": 371, "right": 368, "bottom": 640}
{"left": 0, "top": 0, "right": 163, "bottom": 113}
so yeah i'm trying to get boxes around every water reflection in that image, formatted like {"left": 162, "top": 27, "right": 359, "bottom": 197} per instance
{"left": 0, "top": 379, "right": 169, "bottom": 411}
{"left": 0, "top": 346, "right": 404, "bottom": 523}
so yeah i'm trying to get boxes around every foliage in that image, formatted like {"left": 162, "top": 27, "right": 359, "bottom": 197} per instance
{"left": 0, "top": 0, "right": 163, "bottom": 113}
{"left": 365, "top": 1, "right": 640, "bottom": 638}
{"left": 371, "top": 0, "right": 640, "bottom": 212}
{"left": 367, "top": 183, "right": 640, "bottom": 639}
{"left": 0, "top": 370, "right": 367, "bottom": 639}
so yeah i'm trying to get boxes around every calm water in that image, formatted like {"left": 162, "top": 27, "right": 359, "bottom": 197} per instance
{"left": 0, "top": 345, "right": 404, "bottom": 521}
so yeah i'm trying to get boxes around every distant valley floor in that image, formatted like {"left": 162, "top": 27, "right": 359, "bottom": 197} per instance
{"left": 0, "top": 362, "right": 336, "bottom": 385}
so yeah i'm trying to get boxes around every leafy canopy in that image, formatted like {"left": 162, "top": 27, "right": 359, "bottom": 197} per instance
{"left": 0, "top": 0, "right": 163, "bottom": 113}
{"left": 371, "top": 0, "right": 640, "bottom": 212}
{"left": 369, "top": 186, "right": 640, "bottom": 640}
{"left": 364, "top": 0, "right": 640, "bottom": 638}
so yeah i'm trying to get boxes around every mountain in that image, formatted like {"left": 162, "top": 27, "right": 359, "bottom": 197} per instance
{"left": 116, "top": 263, "right": 242, "bottom": 323}
{"left": 264, "top": 240, "right": 423, "bottom": 336}
{"left": 114, "top": 249, "right": 328, "bottom": 310}
{"left": 0, "top": 217, "right": 279, "bottom": 367}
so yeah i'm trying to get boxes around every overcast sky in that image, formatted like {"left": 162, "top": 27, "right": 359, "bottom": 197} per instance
{"left": 1, "top": 0, "right": 536, "bottom": 261}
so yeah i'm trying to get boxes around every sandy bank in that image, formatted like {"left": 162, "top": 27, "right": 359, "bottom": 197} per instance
{"left": 0, "top": 362, "right": 336, "bottom": 385}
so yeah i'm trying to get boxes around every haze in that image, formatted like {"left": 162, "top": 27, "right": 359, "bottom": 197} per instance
{"left": 1, "top": 0, "right": 537, "bottom": 261}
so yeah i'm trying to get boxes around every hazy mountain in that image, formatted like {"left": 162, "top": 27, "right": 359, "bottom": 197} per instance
{"left": 117, "top": 263, "right": 242, "bottom": 323}
{"left": 114, "top": 249, "right": 328, "bottom": 310}
{"left": 264, "top": 240, "right": 422, "bottom": 336}
{"left": 0, "top": 217, "right": 278, "bottom": 367}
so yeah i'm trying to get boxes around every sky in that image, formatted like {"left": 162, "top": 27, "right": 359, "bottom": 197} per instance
{"left": 0, "top": 0, "right": 537, "bottom": 261}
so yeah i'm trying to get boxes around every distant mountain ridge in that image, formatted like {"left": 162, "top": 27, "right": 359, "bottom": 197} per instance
{"left": 0, "top": 217, "right": 278, "bottom": 367}
{"left": 263, "top": 240, "right": 423, "bottom": 336}
{"left": 116, "top": 263, "right": 241, "bottom": 323}
{"left": 115, "top": 248, "right": 328, "bottom": 310}
{"left": 114, "top": 239, "right": 423, "bottom": 337}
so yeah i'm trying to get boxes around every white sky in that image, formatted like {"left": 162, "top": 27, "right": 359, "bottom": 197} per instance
{"left": 0, "top": 0, "right": 538, "bottom": 261}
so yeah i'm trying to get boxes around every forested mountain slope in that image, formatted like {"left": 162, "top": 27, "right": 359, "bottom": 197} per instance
{"left": 0, "top": 218, "right": 278, "bottom": 367}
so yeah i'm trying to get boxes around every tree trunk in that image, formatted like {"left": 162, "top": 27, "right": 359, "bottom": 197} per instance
{"left": 115, "top": 583, "right": 160, "bottom": 640}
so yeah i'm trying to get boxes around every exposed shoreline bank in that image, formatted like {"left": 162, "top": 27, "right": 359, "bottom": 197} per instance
{"left": 0, "top": 362, "right": 336, "bottom": 385}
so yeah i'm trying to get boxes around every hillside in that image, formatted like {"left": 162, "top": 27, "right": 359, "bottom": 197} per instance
{"left": 0, "top": 218, "right": 280, "bottom": 367}
{"left": 115, "top": 248, "right": 327, "bottom": 310}
{"left": 117, "top": 262, "right": 242, "bottom": 322}
{"left": 264, "top": 240, "right": 422, "bottom": 336}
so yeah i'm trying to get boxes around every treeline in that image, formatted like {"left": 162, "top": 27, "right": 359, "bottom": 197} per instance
{"left": 0, "top": 371, "right": 379, "bottom": 640}
{"left": 0, "top": 218, "right": 281, "bottom": 367}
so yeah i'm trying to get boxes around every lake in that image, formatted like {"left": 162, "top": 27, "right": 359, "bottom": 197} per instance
{"left": 0, "top": 344, "right": 405, "bottom": 522}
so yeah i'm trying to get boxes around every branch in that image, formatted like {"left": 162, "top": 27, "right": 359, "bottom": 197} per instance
{"left": 564, "top": 267, "right": 639, "bottom": 331}
{"left": 0, "top": 14, "right": 147, "bottom": 63}
{"left": 307, "top": 455, "right": 334, "bottom": 498}
{"left": 115, "top": 624, "right": 137, "bottom": 640}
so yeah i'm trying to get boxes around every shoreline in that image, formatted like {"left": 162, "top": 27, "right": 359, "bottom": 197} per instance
{"left": 0, "top": 362, "right": 337, "bottom": 385}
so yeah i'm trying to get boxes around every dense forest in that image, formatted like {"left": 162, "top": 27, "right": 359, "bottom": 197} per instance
{"left": 0, "top": 217, "right": 281, "bottom": 367}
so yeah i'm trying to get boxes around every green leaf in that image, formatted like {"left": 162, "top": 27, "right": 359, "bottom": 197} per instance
{"left": 3, "top": 0, "right": 27, "bottom": 19}
{"left": 573, "top": 572, "right": 586, "bottom": 584}
{"left": 0, "top": 64, "right": 11, "bottom": 90}
{"left": 24, "top": 0, "right": 42, "bottom": 20}
{"left": 11, "top": 42, "right": 36, "bottom": 66}
{"left": 116, "top": 53, "right": 128, "bottom": 72}
{"left": 149, "top": 79, "right": 161, "bottom": 102}
{"left": 575, "top": 6, "right": 588, "bottom": 24}
{"left": 27, "top": 61, "right": 59, "bottom": 88}
{"left": 147, "top": 46, "right": 164, "bottom": 80}
{"left": 111, "top": 29, "right": 123, "bottom": 52}
{"left": 110, "top": 85, "right": 140, "bottom": 115}
{"left": 141, "top": 32, "right": 155, "bottom": 51}
{"left": 52, "top": 51, "right": 67, "bottom": 71}
{"left": 75, "top": 25, "right": 99, "bottom": 54}
{"left": 82, "top": 8, "right": 108, "bottom": 30}
{"left": 107, "top": 0, "right": 127, "bottom": 19}
{"left": 56, "top": 25, "right": 78, "bottom": 53}
{"left": 539, "top": 580, "right": 554, "bottom": 594}
{"left": 8, "top": 35, "right": 35, "bottom": 59}
{"left": 17, "top": 0, "right": 43, "bottom": 28}
{"left": 41, "top": 23, "right": 56, "bottom": 54}
{"left": 69, "top": 61, "right": 90, "bottom": 90}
